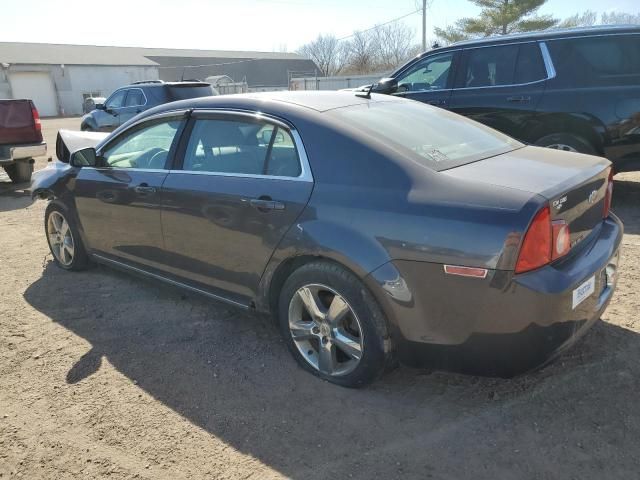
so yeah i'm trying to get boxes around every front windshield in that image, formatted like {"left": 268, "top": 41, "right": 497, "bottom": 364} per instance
{"left": 329, "top": 100, "right": 523, "bottom": 171}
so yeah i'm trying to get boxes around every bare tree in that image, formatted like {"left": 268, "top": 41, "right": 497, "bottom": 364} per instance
{"left": 374, "top": 22, "right": 416, "bottom": 71}
{"left": 345, "top": 30, "right": 379, "bottom": 74}
{"left": 601, "top": 11, "right": 640, "bottom": 25}
{"left": 558, "top": 11, "right": 598, "bottom": 28}
{"left": 298, "top": 35, "right": 349, "bottom": 77}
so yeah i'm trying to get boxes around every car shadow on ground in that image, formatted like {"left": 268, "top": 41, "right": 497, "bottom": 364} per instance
{"left": 0, "top": 186, "right": 34, "bottom": 212}
{"left": 22, "top": 255, "right": 640, "bottom": 478}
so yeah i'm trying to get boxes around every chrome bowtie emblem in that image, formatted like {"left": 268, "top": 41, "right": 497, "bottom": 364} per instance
{"left": 588, "top": 190, "right": 598, "bottom": 204}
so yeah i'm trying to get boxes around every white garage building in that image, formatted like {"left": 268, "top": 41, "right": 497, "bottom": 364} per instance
{"left": 0, "top": 43, "right": 159, "bottom": 116}
{"left": 0, "top": 42, "right": 319, "bottom": 117}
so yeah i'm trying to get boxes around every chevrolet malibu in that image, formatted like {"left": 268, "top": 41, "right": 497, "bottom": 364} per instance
{"left": 31, "top": 91, "right": 623, "bottom": 387}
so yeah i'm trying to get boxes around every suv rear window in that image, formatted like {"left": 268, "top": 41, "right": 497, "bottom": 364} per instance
{"left": 168, "top": 85, "right": 215, "bottom": 101}
{"left": 548, "top": 34, "right": 640, "bottom": 86}
{"left": 329, "top": 100, "right": 523, "bottom": 171}
{"left": 457, "top": 42, "right": 546, "bottom": 88}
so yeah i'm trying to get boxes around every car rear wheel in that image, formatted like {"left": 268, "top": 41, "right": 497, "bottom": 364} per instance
{"left": 4, "top": 159, "right": 33, "bottom": 183}
{"left": 534, "top": 133, "right": 597, "bottom": 155}
{"left": 45, "top": 203, "right": 90, "bottom": 271}
{"left": 278, "top": 261, "right": 393, "bottom": 387}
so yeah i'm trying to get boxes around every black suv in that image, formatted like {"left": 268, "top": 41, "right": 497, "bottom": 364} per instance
{"left": 373, "top": 26, "right": 640, "bottom": 172}
{"left": 81, "top": 80, "right": 216, "bottom": 132}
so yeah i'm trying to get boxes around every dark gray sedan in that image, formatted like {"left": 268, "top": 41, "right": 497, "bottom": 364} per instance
{"left": 32, "top": 91, "right": 623, "bottom": 387}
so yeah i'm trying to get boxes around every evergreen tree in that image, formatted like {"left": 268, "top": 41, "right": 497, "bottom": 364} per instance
{"left": 435, "top": 0, "right": 558, "bottom": 44}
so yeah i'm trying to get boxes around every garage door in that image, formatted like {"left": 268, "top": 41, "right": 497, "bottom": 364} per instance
{"left": 9, "top": 72, "right": 58, "bottom": 117}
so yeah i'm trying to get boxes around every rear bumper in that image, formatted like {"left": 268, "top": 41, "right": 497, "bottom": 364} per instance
{"left": 366, "top": 214, "right": 624, "bottom": 377}
{"left": 0, "top": 142, "right": 47, "bottom": 165}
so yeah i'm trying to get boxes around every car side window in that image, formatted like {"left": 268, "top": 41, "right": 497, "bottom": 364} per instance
{"left": 461, "top": 45, "right": 519, "bottom": 88}
{"left": 125, "top": 89, "right": 145, "bottom": 107}
{"left": 182, "top": 118, "right": 301, "bottom": 177}
{"left": 100, "top": 119, "right": 182, "bottom": 170}
{"left": 514, "top": 43, "right": 547, "bottom": 84}
{"left": 547, "top": 35, "right": 640, "bottom": 87}
{"left": 105, "top": 90, "right": 126, "bottom": 109}
{"left": 395, "top": 53, "right": 454, "bottom": 93}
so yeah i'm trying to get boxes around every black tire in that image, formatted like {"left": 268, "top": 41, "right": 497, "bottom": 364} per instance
{"left": 278, "top": 261, "right": 394, "bottom": 387}
{"left": 44, "top": 202, "right": 91, "bottom": 271}
{"left": 534, "top": 133, "right": 597, "bottom": 155}
{"left": 4, "top": 159, "right": 33, "bottom": 183}
{"left": 80, "top": 122, "right": 95, "bottom": 132}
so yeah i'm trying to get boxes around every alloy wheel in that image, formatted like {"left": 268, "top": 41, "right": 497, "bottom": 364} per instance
{"left": 288, "top": 284, "right": 364, "bottom": 376}
{"left": 47, "top": 211, "right": 75, "bottom": 266}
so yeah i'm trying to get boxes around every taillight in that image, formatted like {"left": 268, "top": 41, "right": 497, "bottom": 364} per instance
{"left": 515, "top": 206, "right": 572, "bottom": 274}
{"left": 603, "top": 168, "right": 613, "bottom": 218}
{"left": 31, "top": 104, "right": 41, "bottom": 132}
{"left": 552, "top": 220, "right": 570, "bottom": 260}
{"left": 515, "top": 206, "right": 552, "bottom": 273}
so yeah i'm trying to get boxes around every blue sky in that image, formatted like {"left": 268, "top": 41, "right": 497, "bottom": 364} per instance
{"left": 0, "top": 0, "right": 638, "bottom": 51}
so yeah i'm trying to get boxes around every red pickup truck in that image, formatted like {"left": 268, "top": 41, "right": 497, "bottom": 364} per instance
{"left": 0, "top": 99, "right": 46, "bottom": 183}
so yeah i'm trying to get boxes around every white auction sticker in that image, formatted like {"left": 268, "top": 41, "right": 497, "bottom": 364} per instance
{"left": 572, "top": 275, "right": 595, "bottom": 310}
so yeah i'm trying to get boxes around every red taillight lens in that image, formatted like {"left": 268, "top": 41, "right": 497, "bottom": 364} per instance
{"left": 31, "top": 105, "right": 41, "bottom": 132}
{"left": 515, "top": 206, "right": 572, "bottom": 273}
{"left": 552, "top": 220, "right": 570, "bottom": 260}
{"left": 515, "top": 206, "right": 552, "bottom": 274}
{"left": 603, "top": 168, "right": 613, "bottom": 218}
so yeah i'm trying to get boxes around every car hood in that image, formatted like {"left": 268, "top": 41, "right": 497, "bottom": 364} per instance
{"left": 56, "top": 129, "right": 109, "bottom": 162}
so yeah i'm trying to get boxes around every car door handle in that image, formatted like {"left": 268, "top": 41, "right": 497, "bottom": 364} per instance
{"left": 428, "top": 99, "right": 447, "bottom": 106}
{"left": 506, "top": 96, "right": 531, "bottom": 103}
{"left": 249, "top": 198, "right": 285, "bottom": 211}
{"left": 134, "top": 183, "right": 156, "bottom": 195}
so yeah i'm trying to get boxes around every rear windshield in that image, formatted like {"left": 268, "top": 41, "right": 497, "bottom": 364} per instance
{"left": 328, "top": 100, "right": 523, "bottom": 171}
{"left": 168, "top": 85, "right": 215, "bottom": 101}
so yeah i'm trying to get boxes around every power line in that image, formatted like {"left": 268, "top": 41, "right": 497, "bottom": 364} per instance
{"left": 336, "top": 8, "right": 423, "bottom": 41}
{"left": 157, "top": 57, "right": 264, "bottom": 70}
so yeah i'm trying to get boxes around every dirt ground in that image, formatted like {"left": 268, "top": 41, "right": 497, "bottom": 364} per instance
{"left": 1, "top": 118, "right": 640, "bottom": 479}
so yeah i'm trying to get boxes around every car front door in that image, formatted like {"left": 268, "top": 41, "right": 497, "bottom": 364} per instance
{"left": 118, "top": 88, "right": 147, "bottom": 125}
{"left": 392, "top": 51, "right": 460, "bottom": 108}
{"left": 159, "top": 112, "right": 313, "bottom": 304}
{"left": 97, "top": 89, "right": 127, "bottom": 131}
{"left": 448, "top": 42, "right": 548, "bottom": 140}
{"left": 73, "top": 113, "right": 187, "bottom": 270}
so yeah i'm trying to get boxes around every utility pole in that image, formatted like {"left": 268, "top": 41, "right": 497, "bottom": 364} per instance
{"left": 422, "top": 0, "right": 427, "bottom": 51}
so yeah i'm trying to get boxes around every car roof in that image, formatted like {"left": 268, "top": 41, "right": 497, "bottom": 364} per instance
{"left": 126, "top": 80, "right": 211, "bottom": 88}
{"left": 148, "top": 90, "right": 403, "bottom": 115}
{"left": 426, "top": 24, "right": 640, "bottom": 54}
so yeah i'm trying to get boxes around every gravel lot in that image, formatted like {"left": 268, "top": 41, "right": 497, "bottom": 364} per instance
{"left": 1, "top": 118, "right": 640, "bottom": 479}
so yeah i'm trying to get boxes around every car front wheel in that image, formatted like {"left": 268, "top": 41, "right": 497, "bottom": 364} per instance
{"left": 279, "top": 261, "right": 394, "bottom": 387}
{"left": 45, "top": 203, "right": 90, "bottom": 271}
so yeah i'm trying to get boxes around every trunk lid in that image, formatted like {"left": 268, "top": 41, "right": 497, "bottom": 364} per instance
{"left": 444, "top": 145, "right": 611, "bottom": 248}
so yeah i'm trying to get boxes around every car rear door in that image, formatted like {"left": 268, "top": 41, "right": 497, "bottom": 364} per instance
{"left": 159, "top": 111, "right": 313, "bottom": 304}
{"left": 73, "top": 112, "right": 187, "bottom": 270}
{"left": 392, "top": 51, "right": 460, "bottom": 108}
{"left": 448, "top": 42, "right": 549, "bottom": 140}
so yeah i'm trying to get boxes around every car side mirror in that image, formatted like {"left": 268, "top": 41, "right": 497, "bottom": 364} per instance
{"left": 70, "top": 147, "right": 98, "bottom": 167}
{"left": 96, "top": 103, "right": 106, "bottom": 110}
{"left": 373, "top": 78, "right": 399, "bottom": 94}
